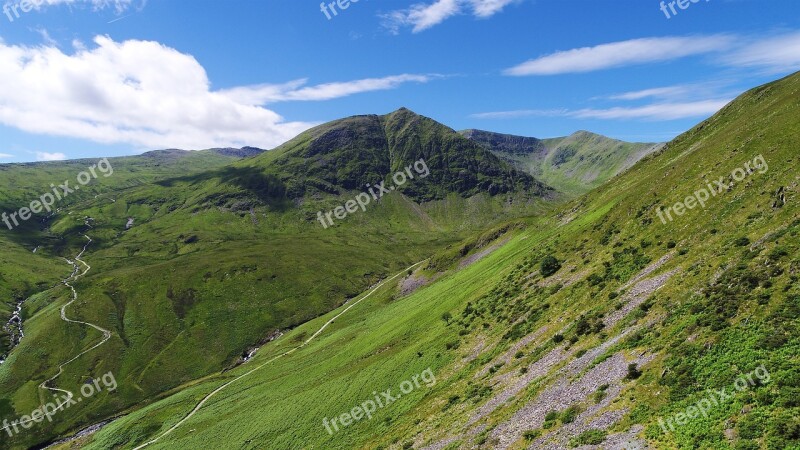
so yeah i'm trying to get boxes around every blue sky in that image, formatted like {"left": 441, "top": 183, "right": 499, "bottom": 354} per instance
{"left": 0, "top": 0, "right": 799, "bottom": 162}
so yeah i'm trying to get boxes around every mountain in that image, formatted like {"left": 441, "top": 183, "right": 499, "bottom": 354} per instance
{"left": 461, "top": 129, "right": 661, "bottom": 195}
{"left": 67, "top": 73, "right": 800, "bottom": 450}
{"left": 0, "top": 109, "right": 556, "bottom": 449}
{"left": 243, "top": 107, "right": 551, "bottom": 202}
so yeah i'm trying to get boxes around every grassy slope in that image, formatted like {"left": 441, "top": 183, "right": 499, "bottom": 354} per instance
{"left": 0, "top": 150, "right": 248, "bottom": 356}
{"left": 0, "top": 112, "right": 555, "bottom": 448}
{"left": 538, "top": 131, "right": 660, "bottom": 196}
{"left": 463, "top": 129, "right": 659, "bottom": 196}
{"left": 79, "top": 72, "right": 800, "bottom": 450}
{"left": 0, "top": 150, "right": 245, "bottom": 211}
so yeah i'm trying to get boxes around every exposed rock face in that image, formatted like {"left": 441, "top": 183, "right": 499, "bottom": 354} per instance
{"left": 461, "top": 129, "right": 549, "bottom": 158}
{"left": 211, "top": 146, "right": 267, "bottom": 158}
{"left": 262, "top": 108, "right": 552, "bottom": 202}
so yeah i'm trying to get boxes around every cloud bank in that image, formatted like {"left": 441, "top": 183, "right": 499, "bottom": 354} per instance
{"left": 0, "top": 36, "right": 433, "bottom": 150}
{"left": 505, "top": 35, "right": 734, "bottom": 76}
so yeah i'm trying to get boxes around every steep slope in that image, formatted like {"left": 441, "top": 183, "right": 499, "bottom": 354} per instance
{"left": 80, "top": 73, "right": 799, "bottom": 450}
{"left": 244, "top": 108, "right": 551, "bottom": 201}
{"left": 462, "top": 129, "right": 660, "bottom": 195}
{"left": 0, "top": 110, "right": 556, "bottom": 449}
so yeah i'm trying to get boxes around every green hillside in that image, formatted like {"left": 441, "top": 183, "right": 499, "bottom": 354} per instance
{"left": 0, "top": 148, "right": 263, "bottom": 358}
{"left": 0, "top": 148, "right": 262, "bottom": 212}
{"left": 0, "top": 110, "right": 555, "bottom": 449}
{"left": 462, "top": 129, "right": 661, "bottom": 196}
{"left": 242, "top": 108, "right": 551, "bottom": 202}
{"left": 62, "top": 72, "right": 800, "bottom": 450}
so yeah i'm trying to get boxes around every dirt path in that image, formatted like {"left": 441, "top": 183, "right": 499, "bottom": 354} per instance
{"left": 0, "top": 235, "right": 113, "bottom": 436}
{"left": 39, "top": 235, "right": 113, "bottom": 403}
{"left": 131, "top": 260, "right": 426, "bottom": 450}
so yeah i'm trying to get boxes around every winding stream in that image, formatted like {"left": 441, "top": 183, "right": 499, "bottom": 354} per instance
{"left": 39, "top": 235, "right": 113, "bottom": 402}
{"left": 0, "top": 299, "right": 25, "bottom": 365}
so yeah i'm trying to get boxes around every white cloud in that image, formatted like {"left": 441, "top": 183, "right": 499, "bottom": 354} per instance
{"left": 382, "top": 0, "right": 460, "bottom": 34}
{"left": 0, "top": 36, "right": 433, "bottom": 151}
{"left": 0, "top": 153, "right": 14, "bottom": 158}
{"left": 6, "top": 0, "right": 138, "bottom": 13}
{"left": 471, "top": 99, "right": 732, "bottom": 121}
{"left": 469, "top": 0, "right": 518, "bottom": 18}
{"left": 606, "top": 86, "right": 692, "bottom": 101}
{"left": 221, "top": 74, "right": 436, "bottom": 105}
{"left": 723, "top": 31, "right": 800, "bottom": 73}
{"left": 36, "top": 151, "right": 67, "bottom": 161}
{"left": 382, "top": 0, "right": 516, "bottom": 34}
{"left": 505, "top": 35, "right": 734, "bottom": 76}
{"left": 571, "top": 100, "right": 732, "bottom": 121}
{"left": 31, "top": 27, "right": 59, "bottom": 46}
{"left": 601, "top": 80, "right": 737, "bottom": 102}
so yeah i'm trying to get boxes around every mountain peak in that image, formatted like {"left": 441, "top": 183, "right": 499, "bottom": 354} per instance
{"left": 247, "top": 109, "right": 550, "bottom": 201}
{"left": 384, "top": 106, "right": 422, "bottom": 122}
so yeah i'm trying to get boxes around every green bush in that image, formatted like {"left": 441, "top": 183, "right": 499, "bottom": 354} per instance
{"left": 544, "top": 410, "right": 559, "bottom": 422}
{"left": 523, "top": 429, "right": 541, "bottom": 440}
{"left": 561, "top": 405, "right": 581, "bottom": 423}
{"left": 593, "top": 389, "right": 607, "bottom": 403}
{"left": 738, "top": 412, "right": 765, "bottom": 440}
{"left": 626, "top": 363, "right": 642, "bottom": 380}
{"left": 734, "top": 441, "right": 759, "bottom": 450}
{"left": 541, "top": 255, "right": 562, "bottom": 277}
{"left": 569, "top": 429, "right": 607, "bottom": 446}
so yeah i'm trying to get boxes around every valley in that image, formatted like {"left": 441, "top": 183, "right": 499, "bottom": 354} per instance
{"left": 1, "top": 2, "right": 799, "bottom": 449}
{"left": 0, "top": 74, "right": 798, "bottom": 450}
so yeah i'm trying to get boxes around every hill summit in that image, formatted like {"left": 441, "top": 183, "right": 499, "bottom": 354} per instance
{"left": 243, "top": 108, "right": 553, "bottom": 202}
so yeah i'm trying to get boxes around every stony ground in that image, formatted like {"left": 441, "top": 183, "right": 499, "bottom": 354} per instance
{"left": 422, "top": 254, "right": 680, "bottom": 450}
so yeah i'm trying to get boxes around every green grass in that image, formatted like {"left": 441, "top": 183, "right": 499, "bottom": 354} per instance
{"left": 77, "top": 72, "right": 800, "bottom": 450}
{"left": 0, "top": 109, "right": 555, "bottom": 448}
{"left": 1, "top": 73, "right": 800, "bottom": 450}
{"left": 463, "top": 129, "right": 659, "bottom": 196}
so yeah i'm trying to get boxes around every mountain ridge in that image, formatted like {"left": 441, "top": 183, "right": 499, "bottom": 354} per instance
{"left": 461, "top": 128, "right": 662, "bottom": 195}
{"left": 241, "top": 108, "right": 553, "bottom": 202}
